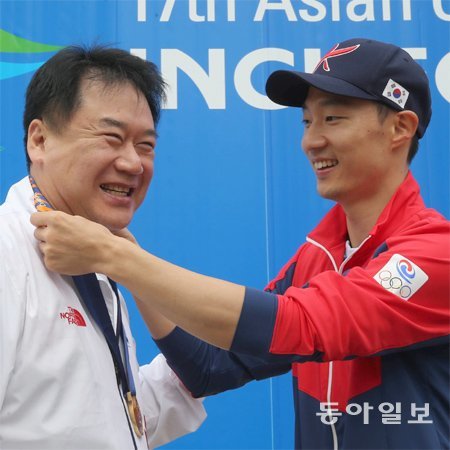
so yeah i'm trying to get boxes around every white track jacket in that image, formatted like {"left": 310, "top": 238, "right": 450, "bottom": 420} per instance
{"left": 0, "top": 177, "right": 206, "bottom": 450}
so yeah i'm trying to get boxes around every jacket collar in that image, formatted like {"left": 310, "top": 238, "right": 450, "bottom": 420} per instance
{"left": 307, "top": 172, "right": 425, "bottom": 264}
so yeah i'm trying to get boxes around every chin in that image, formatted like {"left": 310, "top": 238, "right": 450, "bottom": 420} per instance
{"left": 316, "top": 180, "right": 339, "bottom": 199}
{"left": 96, "top": 215, "right": 133, "bottom": 232}
{"left": 316, "top": 186, "right": 333, "bottom": 200}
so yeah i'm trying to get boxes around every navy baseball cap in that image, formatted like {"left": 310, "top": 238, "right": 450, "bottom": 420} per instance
{"left": 266, "top": 38, "right": 432, "bottom": 138}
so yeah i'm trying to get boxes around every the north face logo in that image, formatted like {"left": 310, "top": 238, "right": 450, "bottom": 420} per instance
{"left": 60, "top": 307, "right": 87, "bottom": 326}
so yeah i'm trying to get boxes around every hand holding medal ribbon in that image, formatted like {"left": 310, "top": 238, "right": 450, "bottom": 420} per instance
{"left": 29, "top": 176, "right": 144, "bottom": 439}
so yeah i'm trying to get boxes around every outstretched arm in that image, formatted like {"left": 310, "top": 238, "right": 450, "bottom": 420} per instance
{"left": 31, "top": 211, "right": 245, "bottom": 349}
{"left": 105, "top": 228, "right": 176, "bottom": 340}
{"left": 33, "top": 208, "right": 450, "bottom": 365}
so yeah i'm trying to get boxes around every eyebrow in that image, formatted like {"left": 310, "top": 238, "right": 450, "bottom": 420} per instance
{"left": 303, "top": 96, "right": 355, "bottom": 112}
{"left": 99, "top": 117, "right": 158, "bottom": 138}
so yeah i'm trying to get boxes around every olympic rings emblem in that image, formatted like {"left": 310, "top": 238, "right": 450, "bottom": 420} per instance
{"left": 377, "top": 270, "right": 412, "bottom": 299}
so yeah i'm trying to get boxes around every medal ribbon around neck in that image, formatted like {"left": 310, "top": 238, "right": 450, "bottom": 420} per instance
{"left": 29, "top": 176, "right": 144, "bottom": 438}
{"left": 29, "top": 176, "right": 53, "bottom": 211}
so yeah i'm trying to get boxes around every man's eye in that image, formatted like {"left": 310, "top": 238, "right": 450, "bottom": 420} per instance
{"left": 105, "top": 133, "right": 122, "bottom": 142}
{"left": 302, "top": 119, "right": 311, "bottom": 127}
{"left": 137, "top": 142, "right": 155, "bottom": 152}
{"left": 325, "top": 116, "right": 341, "bottom": 122}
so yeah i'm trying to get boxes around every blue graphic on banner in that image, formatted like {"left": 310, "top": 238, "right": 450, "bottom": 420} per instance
{"left": 0, "top": 61, "right": 45, "bottom": 80}
{"left": 1, "top": 0, "right": 449, "bottom": 448}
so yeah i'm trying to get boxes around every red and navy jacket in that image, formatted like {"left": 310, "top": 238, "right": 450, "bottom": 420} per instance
{"left": 156, "top": 173, "right": 450, "bottom": 449}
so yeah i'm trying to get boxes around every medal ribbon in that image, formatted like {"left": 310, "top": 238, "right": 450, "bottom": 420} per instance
{"left": 30, "top": 176, "right": 143, "bottom": 437}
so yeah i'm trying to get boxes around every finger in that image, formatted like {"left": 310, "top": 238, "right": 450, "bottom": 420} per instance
{"left": 113, "top": 228, "right": 138, "bottom": 245}
{"left": 34, "top": 226, "right": 47, "bottom": 243}
{"left": 37, "top": 243, "right": 60, "bottom": 273}
{"left": 38, "top": 240, "right": 46, "bottom": 254}
{"left": 30, "top": 211, "right": 54, "bottom": 227}
{"left": 35, "top": 239, "right": 48, "bottom": 260}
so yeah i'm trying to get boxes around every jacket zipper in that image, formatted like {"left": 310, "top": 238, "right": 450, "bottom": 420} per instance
{"left": 305, "top": 236, "right": 372, "bottom": 450}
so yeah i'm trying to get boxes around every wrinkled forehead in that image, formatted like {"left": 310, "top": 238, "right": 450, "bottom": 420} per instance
{"left": 79, "top": 76, "right": 144, "bottom": 102}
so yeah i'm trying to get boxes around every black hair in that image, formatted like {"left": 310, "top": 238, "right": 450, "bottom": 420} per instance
{"left": 23, "top": 45, "right": 166, "bottom": 170}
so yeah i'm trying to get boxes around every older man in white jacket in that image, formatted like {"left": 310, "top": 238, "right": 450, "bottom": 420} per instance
{"left": 0, "top": 45, "right": 205, "bottom": 450}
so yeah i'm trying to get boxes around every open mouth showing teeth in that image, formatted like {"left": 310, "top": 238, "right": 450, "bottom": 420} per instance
{"left": 100, "top": 184, "right": 133, "bottom": 197}
{"left": 313, "top": 160, "right": 338, "bottom": 170}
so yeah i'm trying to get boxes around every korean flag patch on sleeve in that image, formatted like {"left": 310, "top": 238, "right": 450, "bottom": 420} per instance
{"left": 373, "top": 254, "right": 428, "bottom": 300}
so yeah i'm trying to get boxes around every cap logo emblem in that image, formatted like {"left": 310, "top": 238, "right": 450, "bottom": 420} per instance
{"left": 382, "top": 79, "right": 409, "bottom": 109}
{"left": 314, "top": 43, "right": 360, "bottom": 72}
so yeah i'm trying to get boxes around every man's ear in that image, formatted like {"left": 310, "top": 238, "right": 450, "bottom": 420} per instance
{"left": 392, "top": 110, "right": 419, "bottom": 150}
{"left": 27, "top": 119, "right": 47, "bottom": 166}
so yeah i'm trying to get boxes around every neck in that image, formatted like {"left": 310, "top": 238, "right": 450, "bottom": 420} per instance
{"left": 29, "top": 169, "right": 69, "bottom": 213}
{"left": 344, "top": 171, "right": 408, "bottom": 247}
{"left": 345, "top": 206, "right": 382, "bottom": 248}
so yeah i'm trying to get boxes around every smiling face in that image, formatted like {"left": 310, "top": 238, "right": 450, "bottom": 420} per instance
{"left": 301, "top": 87, "right": 404, "bottom": 211}
{"left": 28, "top": 79, "right": 156, "bottom": 231}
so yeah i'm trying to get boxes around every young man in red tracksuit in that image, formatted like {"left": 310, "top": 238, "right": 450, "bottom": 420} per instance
{"left": 32, "top": 38, "right": 450, "bottom": 449}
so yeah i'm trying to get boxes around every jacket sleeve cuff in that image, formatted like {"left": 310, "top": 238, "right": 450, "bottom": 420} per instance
{"left": 230, "top": 287, "right": 278, "bottom": 356}
{"left": 155, "top": 326, "right": 202, "bottom": 366}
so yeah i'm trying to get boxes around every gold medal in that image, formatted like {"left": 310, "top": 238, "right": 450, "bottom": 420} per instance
{"left": 127, "top": 392, "right": 144, "bottom": 438}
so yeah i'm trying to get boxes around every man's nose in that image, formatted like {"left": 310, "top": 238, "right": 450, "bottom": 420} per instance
{"left": 115, "top": 142, "right": 144, "bottom": 175}
{"left": 301, "top": 124, "right": 327, "bottom": 152}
